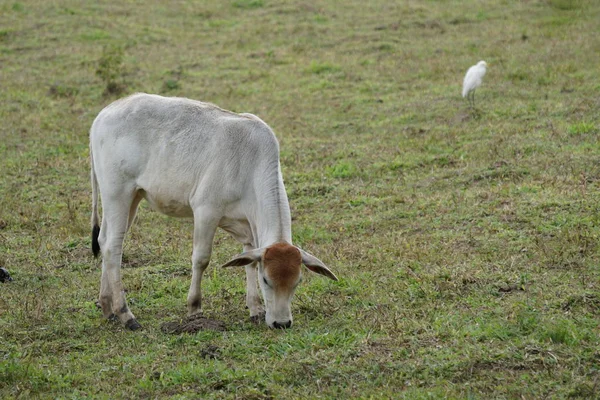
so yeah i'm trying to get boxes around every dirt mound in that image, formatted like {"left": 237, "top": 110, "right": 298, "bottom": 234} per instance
{"left": 160, "top": 314, "right": 226, "bottom": 334}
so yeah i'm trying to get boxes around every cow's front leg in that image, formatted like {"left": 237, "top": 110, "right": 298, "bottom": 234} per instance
{"left": 187, "top": 209, "right": 219, "bottom": 316}
{"left": 244, "top": 244, "right": 265, "bottom": 322}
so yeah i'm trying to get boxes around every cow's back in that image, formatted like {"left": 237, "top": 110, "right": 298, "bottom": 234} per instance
{"left": 90, "top": 93, "right": 281, "bottom": 216}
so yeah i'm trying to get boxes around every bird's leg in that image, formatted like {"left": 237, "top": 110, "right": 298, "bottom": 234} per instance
{"left": 472, "top": 90, "right": 476, "bottom": 109}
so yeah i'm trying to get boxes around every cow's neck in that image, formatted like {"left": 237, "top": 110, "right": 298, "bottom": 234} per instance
{"left": 251, "top": 170, "right": 292, "bottom": 249}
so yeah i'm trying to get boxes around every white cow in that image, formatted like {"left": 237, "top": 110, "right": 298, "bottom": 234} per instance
{"left": 90, "top": 93, "right": 337, "bottom": 330}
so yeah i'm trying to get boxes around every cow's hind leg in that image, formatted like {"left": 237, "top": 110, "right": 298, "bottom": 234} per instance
{"left": 98, "top": 188, "right": 141, "bottom": 330}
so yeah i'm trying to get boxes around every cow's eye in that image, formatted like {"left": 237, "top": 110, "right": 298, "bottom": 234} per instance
{"left": 263, "top": 277, "right": 270, "bottom": 287}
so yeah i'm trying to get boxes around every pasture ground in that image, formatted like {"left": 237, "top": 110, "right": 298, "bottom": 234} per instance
{"left": 1, "top": 0, "right": 600, "bottom": 398}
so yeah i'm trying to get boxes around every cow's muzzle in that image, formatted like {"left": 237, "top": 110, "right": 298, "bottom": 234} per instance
{"left": 271, "top": 320, "right": 292, "bottom": 329}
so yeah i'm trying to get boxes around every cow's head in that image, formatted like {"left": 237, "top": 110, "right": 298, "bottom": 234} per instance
{"left": 219, "top": 242, "right": 337, "bottom": 329}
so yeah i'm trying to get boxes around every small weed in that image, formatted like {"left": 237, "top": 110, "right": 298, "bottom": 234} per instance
{"left": 548, "top": 0, "right": 583, "bottom": 11}
{"left": 162, "top": 79, "right": 180, "bottom": 91}
{"left": 507, "top": 70, "right": 530, "bottom": 82}
{"left": 377, "top": 43, "right": 395, "bottom": 52}
{"left": 540, "top": 319, "right": 578, "bottom": 345}
{"left": 448, "top": 17, "right": 472, "bottom": 25}
{"left": 568, "top": 122, "right": 596, "bottom": 135}
{"left": 96, "top": 45, "right": 127, "bottom": 95}
{"left": 313, "top": 14, "right": 329, "bottom": 23}
{"left": 515, "top": 305, "right": 540, "bottom": 335}
{"left": 232, "top": 0, "right": 264, "bottom": 9}
{"left": 11, "top": 2, "right": 24, "bottom": 12}
{"left": 537, "top": 75, "right": 551, "bottom": 86}
{"left": 327, "top": 160, "right": 357, "bottom": 179}
{"left": 476, "top": 11, "right": 489, "bottom": 20}
{"left": 307, "top": 61, "right": 341, "bottom": 75}
{"left": 161, "top": 66, "right": 184, "bottom": 92}
{"left": 81, "top": 29, "right": 111, "bottom": 42}
{"left": 48, "top": 83, "right": 79, "bottom": 99}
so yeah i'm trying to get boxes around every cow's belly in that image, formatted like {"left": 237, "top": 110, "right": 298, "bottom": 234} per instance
{"left": 142, "top": 191, "right": 194, "bottom": 218}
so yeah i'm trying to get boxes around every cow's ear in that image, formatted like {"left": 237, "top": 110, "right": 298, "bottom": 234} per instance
{"left": 298, "top": 248, "right": 338, "bottom": 281}
{"left": 219, "top": 248, "right": 263, "bottom": 268}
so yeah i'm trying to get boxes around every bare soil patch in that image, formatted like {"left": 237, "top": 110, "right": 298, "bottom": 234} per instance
{"left": 160, "top": 314, "right": 227, "bottom": 334}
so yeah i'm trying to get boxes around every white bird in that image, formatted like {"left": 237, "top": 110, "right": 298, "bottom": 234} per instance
{"left": 462, "top": 60, "right": 487, "bottom": 108}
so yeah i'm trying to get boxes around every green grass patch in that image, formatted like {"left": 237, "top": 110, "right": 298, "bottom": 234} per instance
{"left": 81, "top": 29, "right": 112, "bottom": 42}
{"left": 232, "top": 0, "right": 264, "bottom": 9}
{"left": 327, "top": 160, "right": 358, "bottom": 179}
{"left": 307, "top": 61, "right": 342, "bottom": 75}
{"left": 549, "top": 0, "right": 584, "bottom": 11}
{"left": 568, "top": 121, "right": 596, "bottom": 135}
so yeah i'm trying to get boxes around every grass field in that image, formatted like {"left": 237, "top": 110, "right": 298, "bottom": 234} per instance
{"left": 1, "top": 0, "right": 600, "bottom": 398}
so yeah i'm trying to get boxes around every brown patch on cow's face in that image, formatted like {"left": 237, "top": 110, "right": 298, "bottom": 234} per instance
{"left": 263, "top": 243, "right": 301, "bottom": 292}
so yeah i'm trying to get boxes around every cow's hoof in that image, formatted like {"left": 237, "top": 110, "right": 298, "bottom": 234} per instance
{"left": 249, "top": 312, "right": 265, "bottom": 324}
{"left": 125, "top": 318, "right": 142, "bottom": 331}
{"left": 107, "top": 313, "right": 118, "bottom": 322}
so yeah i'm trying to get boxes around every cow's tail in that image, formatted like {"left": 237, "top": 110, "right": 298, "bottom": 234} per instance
{"left": 90, "top": 148, "right": 101, "bottom": 258}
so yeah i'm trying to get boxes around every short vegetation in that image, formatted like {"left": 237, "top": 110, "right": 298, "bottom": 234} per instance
{"left": 1, "top": 0, "right": 599, "bottom": 398}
